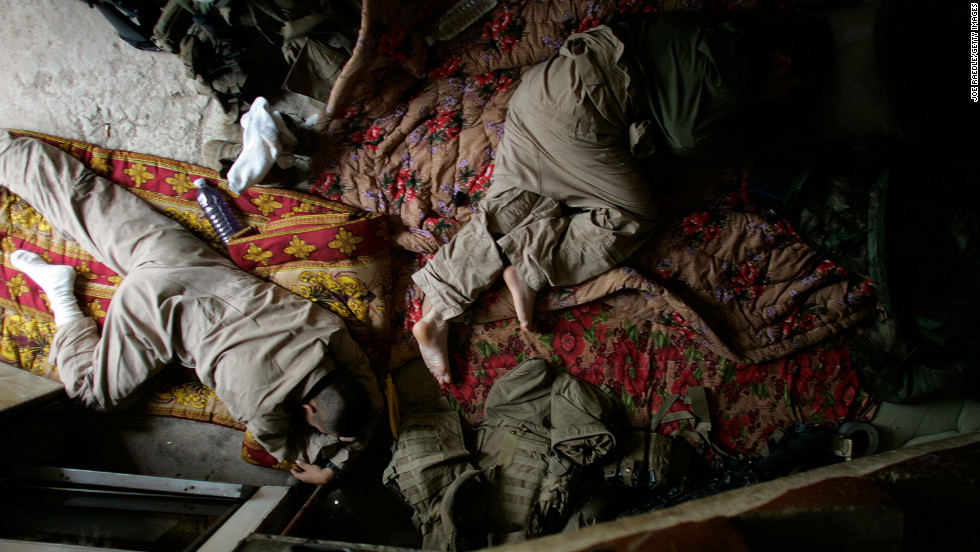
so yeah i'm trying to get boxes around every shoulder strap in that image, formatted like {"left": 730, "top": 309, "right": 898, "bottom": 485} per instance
{"left": 651, "top": 386, "right": 734, "bottom": 462}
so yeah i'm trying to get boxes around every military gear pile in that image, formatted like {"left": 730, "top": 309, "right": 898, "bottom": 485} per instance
{"left": 382, "top": 411, "right": 487, "bottom": 550}
{"left": 88, "top": 1, "right": 362, "bottom": 120}
{"left": 384, "top": 359, "right": 628, "bottom": 550}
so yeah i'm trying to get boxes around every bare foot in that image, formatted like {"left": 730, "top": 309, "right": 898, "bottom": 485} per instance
{"left": 503, "top": 265, "right": 536, "bottom": 332}
{"left": 413, "top": 317, "right": 453, "bottom": 385}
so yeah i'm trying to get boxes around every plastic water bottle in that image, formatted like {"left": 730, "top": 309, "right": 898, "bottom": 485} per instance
{"left": 426, "top": 0, "right": 498, "bottom": 44}
{"left": 195, "top": 178, "right": 243, "bottom": 245}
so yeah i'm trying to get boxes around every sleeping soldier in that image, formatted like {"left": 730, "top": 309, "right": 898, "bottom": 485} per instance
{"left": 0, "top": 131, "right": 384, "bottom": 485}
{"left": 412, "top": 14, "right": 830, "bottom": 384}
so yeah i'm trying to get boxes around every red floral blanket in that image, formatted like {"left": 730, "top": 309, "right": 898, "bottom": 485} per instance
{"left": 311, "top": 0, "right": 879, "bottom": 457}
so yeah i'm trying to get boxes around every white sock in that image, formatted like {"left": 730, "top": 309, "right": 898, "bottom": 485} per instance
{"left": 227, "top": 97, "right": 299, "bottom": 193}
{"left": 11, "top": 250, "right": 85, "bottom": 326}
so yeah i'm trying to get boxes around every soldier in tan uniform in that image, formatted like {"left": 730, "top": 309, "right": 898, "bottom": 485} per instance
{"left": 0, "top": 131, "right": 383, "bottom": 485}
{"left": 412, "top": 15, "right": 829, "bottom": 385}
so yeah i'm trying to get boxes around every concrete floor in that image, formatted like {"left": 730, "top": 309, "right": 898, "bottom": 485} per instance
{"left": 1, "top": 398, "right": 299, "bottom": 487}
{"left": 0, "top": 0, "right": 318, "bottom": 166}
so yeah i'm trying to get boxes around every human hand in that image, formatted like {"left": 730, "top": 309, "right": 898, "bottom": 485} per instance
{"left": 290, "top": 460, "right": 338, "bottom": 485}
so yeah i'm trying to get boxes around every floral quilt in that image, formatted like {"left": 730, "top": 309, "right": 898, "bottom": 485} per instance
{"left": 310, "top": 0, "right": 879, "bottom": 457}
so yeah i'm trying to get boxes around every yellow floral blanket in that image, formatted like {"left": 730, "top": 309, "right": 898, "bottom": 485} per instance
{"left": 1, "top": 130, "right": 392, "bottom": 468}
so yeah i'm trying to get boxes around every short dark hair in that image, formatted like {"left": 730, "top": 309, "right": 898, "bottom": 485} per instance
{"left": 304, "top": 371, "right": 371, "bottom": 437}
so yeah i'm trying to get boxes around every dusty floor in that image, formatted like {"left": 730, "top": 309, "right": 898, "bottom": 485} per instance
{"left": 0, "top": 0, "right": 319, "bottom": 167}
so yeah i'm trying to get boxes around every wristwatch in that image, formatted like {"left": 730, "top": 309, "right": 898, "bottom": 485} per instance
{"left": 324, "top": 460, "right": 343, "bottom": 478}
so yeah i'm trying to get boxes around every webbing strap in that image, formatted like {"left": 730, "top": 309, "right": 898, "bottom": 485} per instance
{"left": 399, "top": 428, "right": 441, "bottom": 441}
{"left": 518, "top": 436, "right": 551, "bottom": 455}
{"left": 394, "top": 451, "right": 450, "bottom": 473}
{"left": 510, "top": 452, "right": 548, "bottom": 470}
{"left": 650, "top": 387, "right": 711, "bottom": 433}
{"left": 659, "top": 411, "right": 695, "bottom": 424}
{"left": 392, "top": 467, "right": 447, "bottom": 495}
{"left": 503, "top": 465, "right": 547, "bottom": 485}
{"left": 687, "top": 386, "right": 712, "bottom": 433}
{"left": 493, "top": 425, "right": 551, "bottom": 468}
{"left": 501, "top": 485, "right": 537, "bottom": 500}
{"left": 394, "top": 441, "right": 444, "bottom": 456}
{"left": 392, "top": 467, "right": 462, "bottom": 505}
{"left": 649, "top": 387, "right": 735, "bottom": 461}
{"left": 650, "top": 393, "right": 682, "bottom": 429}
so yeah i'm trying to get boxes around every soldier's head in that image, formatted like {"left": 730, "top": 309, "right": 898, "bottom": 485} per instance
{"left": 301, "top": 371, "right": 371, "bottom": 439}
